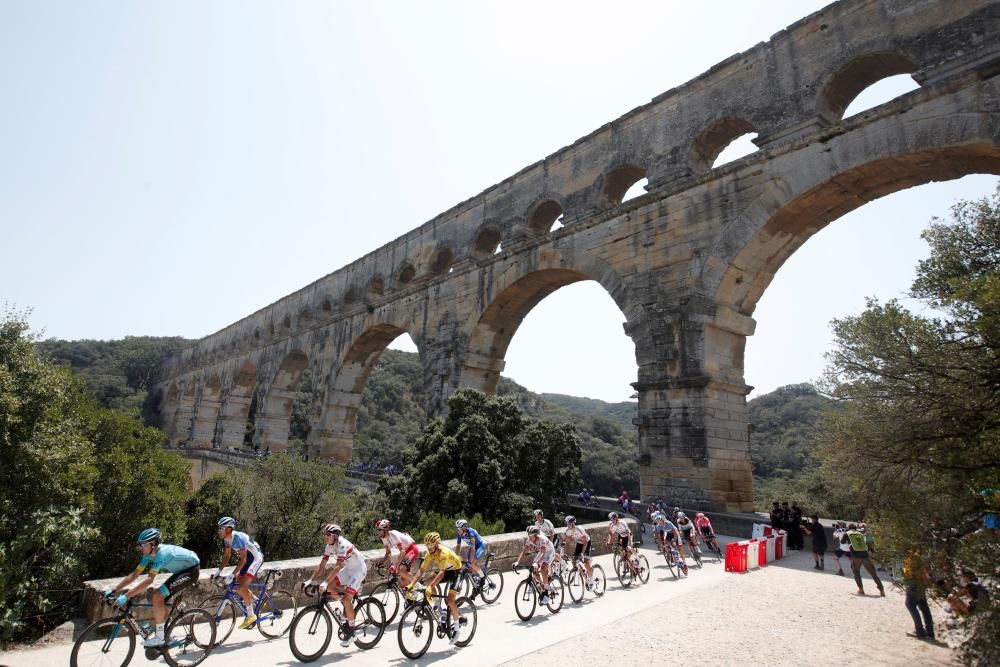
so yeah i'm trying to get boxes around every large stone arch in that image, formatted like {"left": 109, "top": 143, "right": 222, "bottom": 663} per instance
{"left": 217, "top": 360, "right": 257, "bottom": 449}
{"left": 311, "top": 321, "right": 420, "bottom": 461}
{"left": 254, "top": 350, "right": 309, "bottom": 452}
{"left": 190, "top": 374, "right": 223, "bottom": 448}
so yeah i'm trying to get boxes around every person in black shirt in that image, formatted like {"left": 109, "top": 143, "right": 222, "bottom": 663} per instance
{"left": 769, "top": 502, "right": 784, "bottom": 531}
{"left": 803, "top": 514, "right": 826, "bottom": 569}
{"left": 788, "top": 501, "right": 804, "bottom": 550}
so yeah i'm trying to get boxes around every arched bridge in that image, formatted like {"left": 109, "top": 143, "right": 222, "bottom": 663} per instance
{"left": 155, "top": 0, "right": 1000, "bottom": 511}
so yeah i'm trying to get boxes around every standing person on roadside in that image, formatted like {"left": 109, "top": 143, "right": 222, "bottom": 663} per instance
{"left": 846, "top": 523, "right": 884, "bottom": 596}
{"left": 769, "top": 502, "right": 784, "bottom": 531}
{"left": 902, "top": 550, "right": 934, "bottom": 640}
{"left": 832, "top": 522, "right": 851, "bottom": 576}
{"left": 788, "top": 501, "right": 804, "bottom": 550}
{"left": 803, "top": 514, "right": 827, "bottom": 570}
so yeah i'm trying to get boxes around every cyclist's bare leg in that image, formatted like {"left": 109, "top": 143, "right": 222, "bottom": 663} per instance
{"left": 446, "top": 590, "right": 460, "bottom": 622}
{"left": 341, "top": 588, "right": 356, "bottom": 624}
{"left": 236, "top": 575, "right": 255, "bottom": 610}
{"left": 150, "top": 589, "right": 167, "bottom": 625}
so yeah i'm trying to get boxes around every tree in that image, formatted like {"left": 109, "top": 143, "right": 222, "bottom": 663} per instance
{"left": 816, "top": 190, "right": 1000, "bottom": 663}
{"left": 380, "top": 388, "right": 582, "bottom": 531}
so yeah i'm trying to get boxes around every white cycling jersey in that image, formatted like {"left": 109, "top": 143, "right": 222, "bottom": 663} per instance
{"left": 534, "top": 518, "right": 555, "bottom": 540}
{"left": 381, "top": 529, "right": 415, "bottom": 552}
{"left": 609, "top": 521, "right": 631, "bottom": 538}
{"left": 563, "top": 525, "right": 591, "bottom": 547}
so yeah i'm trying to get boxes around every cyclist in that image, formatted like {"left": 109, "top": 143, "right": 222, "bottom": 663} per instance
{"left": 215, "top": 516, "right": 265, "bottom": 629}
{"left": 514, "top": 526, "right": 557, "bottom": 603}
{"left": 652, "top": 512, "right": 689, "bottom": 574}
{"left": 532, "top": 509, "right": 557, "bottom": 548}
{"left": 561, "top": 515, "right": 594, "bottom": 588}
{"left": 410, "top": 532, "right": 467, "bottom": 644}
{"left": 101, "top": 528, "right": 200, "bottom": 648}
{"left": 376, "top": 518, "right": 419, "bottom": 588}
{"left": 302, "top": 523, "right": 368, "bottom": 647}
{"left": 455, "top": 519, "right": 487, "bottom": 588}
{"left": 606, "top": 512, "right": 633, "bottom": 558}
{"left": 676, "top": 512, "right": 701, "bottom": 557}
{"left": 694, "top": 512, "right": 721, "bottom": 555}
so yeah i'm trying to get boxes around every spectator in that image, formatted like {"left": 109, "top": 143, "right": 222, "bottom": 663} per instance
{"left": 948, "top": 569, "right": 989, "bottom": 616}
{"left": 803, "top": 514, "right": 826, "bottom": 570}
{"left": 769, "top": 502, "right": 784, "bottom": 531}
{"left": 618, "top": 489, "right": 632, "bottom": 512}
{"left": 846, "top": 523, "right": 884, "bottom": 596}
{"left": 832, "top": 521, "right": 850, "bottom": 576}
{"left": 903, "top": 550, "right": 934, "bottom": 640}
{"left": 788, "top": 501, "right": 804, "bottom": 550}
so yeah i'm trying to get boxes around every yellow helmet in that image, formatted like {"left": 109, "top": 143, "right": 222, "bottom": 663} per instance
{"left": 424, "top": 531, "right": 441, "bottom": 546}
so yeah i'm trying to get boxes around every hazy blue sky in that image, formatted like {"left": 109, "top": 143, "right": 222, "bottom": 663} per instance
{"left": 2, "top": 2, "right": 996, "bottom": 402}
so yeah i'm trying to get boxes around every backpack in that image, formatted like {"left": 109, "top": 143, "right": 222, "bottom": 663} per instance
{"left": 847, "top": 530, "right": 868, "bottom": 552}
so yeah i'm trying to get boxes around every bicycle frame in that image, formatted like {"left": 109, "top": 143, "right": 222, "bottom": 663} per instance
{"left": 95, "top": 594, "right": 187, "bottom": 651}
{"left": 210, "top": 569, "right": 282, "bottom": 623}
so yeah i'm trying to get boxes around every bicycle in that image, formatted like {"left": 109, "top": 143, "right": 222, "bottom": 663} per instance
{"left": 511, "top": 563, "right": 564, "bottom": 620}
{"left": 456, "top": 552, "right": 504, "bottom": 604}
{"left": 700, "top": 532, "right": 724, "bottom": 560}
{"left": 682, "top": 534, "right": 703, "bottom": 568}
{"left": 615, "top": 547, "right": 651, "bottom": 588}
{"left": 657, "top": 538, "right": 688, "bottom": 579}
{"left": 287, "top": 584, "right": 386, "bottom": 662}
{"left": 396, "top": 584, "right": 478, "bottom": 659}
{"left": 199, "top": 568, "right": 296, "bottom": 646}
{"left": 71, "top": 592, "right": 216, "bottom": 667}
{"left": 371, "top": 562, "right": 418, "bottom": 626}
{"left": 560, "top": 553, "right": 606, "bottom": 602}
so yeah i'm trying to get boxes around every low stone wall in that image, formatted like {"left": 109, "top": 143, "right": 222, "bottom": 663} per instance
{"left": 81, "top": 519, "right": 635, "bottom": 623}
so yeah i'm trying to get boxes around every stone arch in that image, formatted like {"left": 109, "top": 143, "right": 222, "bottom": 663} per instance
{"left": 525, "top": 197, "right": 565, "bottom": 235}
{"left": 190, "top": 374, "right": 223, "bottom": 448}
{"left": 217, "top": 360, "right": 258, "bottom": 449}
{"left": 169, "top": 381, "right": 198, "bottom": 447}
{"left": 319, "top": 296, "right": 334, "bottom": 317}
{"left": 280, "top": 313, "right": 292, "bottom": 331}
{"left": 689, "top": 117, "right": 758, "bottom": 173}
{"left": 367, "top": 275, "right": 385, "bottom": 298}
{"left": 816, "top": 51, "right": 918, "bottom": 122}
{"left": 312, "top": 322, "right": 420, "bottom": 461}
{"left": 597, "top": 164, "right": 647, "bottom": 209}
{"left": 344, "top": 286, "right": 359, "bottom": 306}
{"left": 298, "top": 307, "right": 313, "bottom": 329}
{"left": 472, "top": 223, "right": 503, "bottom": 257}
{"left": 429, "top": 245, "right": 455, "bottom": 275}
{"left": 459, "top": 256, "right": 635, "bottom": 395}
{"left": 253, "top": 350, "right": 309, "bottom": 452}
{"left": 396, "top": 261, "right": 416, "bottom": 285}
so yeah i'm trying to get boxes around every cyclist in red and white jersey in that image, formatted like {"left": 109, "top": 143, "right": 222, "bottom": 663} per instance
{"left": 376, "top": 518, "right": 419, "bottom": 587}
{"left": 606, "top": 512, "right": 633, "bottom": 556}
{"left": 515, "top": 526, "right": 556, "bottom": 604}
{"left": 562, "top": 515, "right": 594, "bottom": 587}
{"left": 302, "top": 524, "right": 368, "bottom": 647}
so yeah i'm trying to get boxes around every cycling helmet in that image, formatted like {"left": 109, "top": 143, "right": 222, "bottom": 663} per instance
{"left": 527, "top": 526, "right": 541, "bottom": 535}
{"left": 137, "top": 528, "right": 161, "bottom": 544}
{"left": 565, "top": 515, "right": 576, "bottom": 525}
{"left": 324, "top": 523, "right": 342, "bottom": 535}
{"left": 424, "top": 532, "right": 441, "bottom": 546}
{"left": 695, "top": 512, "right": 705, "bottom": 519}
{"left": 455, "top": 519, "right": 469, "bottom": 530}
{"left": 217, "top": 516, "right": 236, "bottom": 529}
{"left": 533, "top": 509, "right": 543, "bottom": 517}
{"left": 651, "top": 512, "right": 663, "bottom": 522}
{"left": 375, "top": 519, "right": 390, "bottom": 531}
{"left": 608, "top": 512, "right": 619, "bottom": 520}
{"left": 677, "top": 512, "right": 686, "bottom": 519}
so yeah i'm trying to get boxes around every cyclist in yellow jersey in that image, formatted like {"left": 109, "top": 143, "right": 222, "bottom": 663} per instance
{"left": 410, "top": 532, "right": 467, "bottom": 644}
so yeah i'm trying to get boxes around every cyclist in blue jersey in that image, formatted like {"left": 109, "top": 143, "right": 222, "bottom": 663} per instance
{"left": 101, "top": 528, "right": 200, "bottom": 648}
{"left": 455, "top": 519, "right": 486, "bottom": 588}
{"left": 215, "top": 516, "right": 265, "bottom": 629}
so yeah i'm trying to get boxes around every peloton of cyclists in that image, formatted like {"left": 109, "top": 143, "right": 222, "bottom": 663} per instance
{"left": 302, "top": 523, "right": 367, "bottom": 647}
{"left": 514, "top": 525, "right": 557, "bottom": 604}
{"left": 376, "top": 518, "right": 420, "bottom": 588}
{"left": 215, "top": 516, "right": 265, "bottom": 629}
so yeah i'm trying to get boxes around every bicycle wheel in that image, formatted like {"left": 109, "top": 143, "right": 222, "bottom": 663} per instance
{"left": 396, "top": 604, "right": 433, "bottom": 660}
{"left": 453, "top": 596, "right": 478, "bottom": 647}
{"left": 198, "top": 594, "right": 236, "bottom": 646}
{"left": 616, "top": 557, "right": 634, "bottom": 588}
{"left": 288, "top": 604, "right": 332, "bottom": 663}
{"left": 70, "top": 616, "right": 136, "bottom": 667}
{"left": 163, "top": 608, "right": 216, "bottom": 667}
{"left": 351, "top": 597, "right": 385, "bottom": 649}
{"left": 566, "top": 569, "right": 584, "bottom": 602}
{"left": 371, "top": 582, "right": 401, "bottom": 625}
{"left": 479, "top": 567, "right": 504, "bottom": 604}
{"left": 612, "top": 549, "right": 622, "bottom": 572}
{"left": 591, "top": 564, "right": 606, "bottom": 596}
{"left": 257, "top": 589, "right": 296, "bottom": 639}
{"left": 636, "top": 555, "right": 650, "bottom": 583}
{"left": 513, "top": 579, "right": 536, "bottom": 621}
{"left": 545, "top": 575, "right": 564, "bottom": 613}
{"left": 691, "top": 546, "right": 703, "bottom": 568}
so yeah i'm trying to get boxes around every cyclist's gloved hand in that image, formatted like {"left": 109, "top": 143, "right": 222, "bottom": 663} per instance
{"left": 389, "top": 565, "right": 397, "bottom": 575}
{"left": 302, "top": 579, "right": 313, "bottom": 588}
{"left": 318, "top": 581, "right": 328, "bottom": 593}
{"left": 101, "top": 588, "right": 113, "bottom": 598}
{"left": 224, "top": 574, "right": 234, "bottom": 586}
{"left": 115, "top": 594, "right": 129, "bottom": 607}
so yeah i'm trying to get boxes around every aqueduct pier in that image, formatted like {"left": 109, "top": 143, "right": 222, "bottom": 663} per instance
{"left": 155, "top": 0, "right": 1000, "bottom": 511}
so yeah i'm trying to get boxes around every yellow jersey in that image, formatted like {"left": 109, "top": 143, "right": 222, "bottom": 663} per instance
{"left": 420, "top": 544, "right": 462, "bottom": 572}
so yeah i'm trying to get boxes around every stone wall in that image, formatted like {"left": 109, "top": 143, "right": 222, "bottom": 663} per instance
{"left": 80, "top": 520, "right": 636, "bottom": 623}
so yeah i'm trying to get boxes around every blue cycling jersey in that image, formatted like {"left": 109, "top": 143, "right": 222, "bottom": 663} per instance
{"left": 655, "top": 520, "right": 679, "bottom": 535}
{"left": 137, "top": 544, "right": 200, "bottom": 574}
{"left": 456, "top": 527, "right": 485, "bottom": 551}
{"left": 225, "top": 530, "right": 261, "bottom": 553}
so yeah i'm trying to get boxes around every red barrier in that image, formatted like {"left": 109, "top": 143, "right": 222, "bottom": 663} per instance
{"left": 725, "top": 541, "right": 748, "bottom": 573}
{"left": 775, "top": 532, "right": 786, "bottom": 560}
{"left": 757, "top": 539, "right": 768, "bottom": 566}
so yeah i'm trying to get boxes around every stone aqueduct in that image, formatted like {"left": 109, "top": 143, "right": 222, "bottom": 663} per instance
{"left": 156, "top": 0, "right": 1000, "bottom": 511}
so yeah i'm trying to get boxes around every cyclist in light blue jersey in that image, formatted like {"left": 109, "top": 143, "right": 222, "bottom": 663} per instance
{"left": 101, "top": 528, "right": 200, "bottom": 648}
{"left": 215, "top": 516, "right": 265, "bottom": 629}
{"left": 455, "top": 519, "right": 486, "bottom": 586}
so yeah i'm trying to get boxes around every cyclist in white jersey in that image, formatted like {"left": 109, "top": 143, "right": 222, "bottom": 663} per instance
{"left": 303, "top": 523, "right": 368, "bottom": 647}
{"left": 215, "top": 516, "right": 265, "bottom": 629}
{"left": 606, "top": 512, "right": 634, "bottom": 556}
{"left": 376, "top": 518, "right": 420, "bottom": 587}
{"left": 515, "top": 526, "right": 556, "bottom": 603}
{"left": 533, "top": 509, "right": 557, "bottom": 547}
{"left": 562, "top": 515, "right": 594, "bottom": 587}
